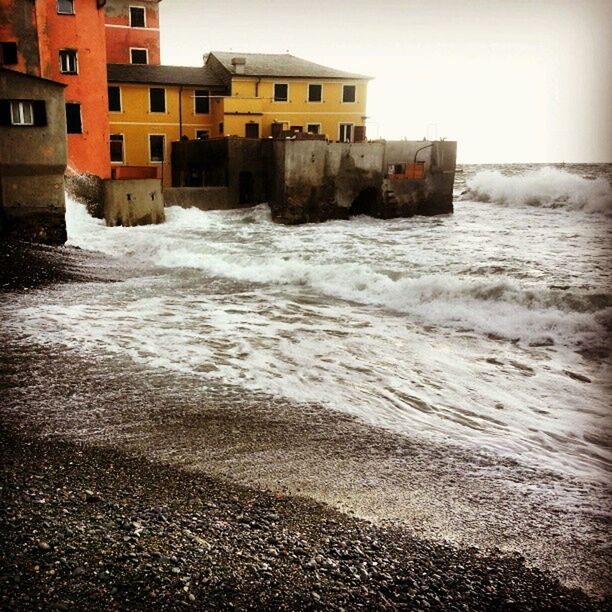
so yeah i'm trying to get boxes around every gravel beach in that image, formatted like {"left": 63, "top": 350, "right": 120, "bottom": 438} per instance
{"left": 1, "top": 240, "right": 609, "bottom": 610}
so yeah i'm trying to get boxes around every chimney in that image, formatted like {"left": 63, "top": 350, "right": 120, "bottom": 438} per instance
{"left": 231, "top": 57, "right": 246, "bottom": 75}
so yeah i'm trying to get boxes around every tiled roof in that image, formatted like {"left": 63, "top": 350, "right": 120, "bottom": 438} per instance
{"left": 207, "top": 52, "right": 371, "bottom": 80}
{"left": 107, "top": 64, "right": 225, "bottom": 88}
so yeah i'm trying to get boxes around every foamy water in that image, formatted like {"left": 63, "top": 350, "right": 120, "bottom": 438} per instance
{"left": 4, "top": 165, "right": 611, "bottom": 484}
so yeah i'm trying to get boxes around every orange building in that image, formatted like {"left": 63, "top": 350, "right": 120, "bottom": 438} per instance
{"left": 104, "top": 0, "right": 161, "bottom": 65}
{"left": 0, "top": 0, "right": 111, "bottom": 178}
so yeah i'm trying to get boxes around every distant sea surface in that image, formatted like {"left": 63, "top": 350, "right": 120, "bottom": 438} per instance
{"left": 5, "top": 164, "right": 612, "bottom": 486}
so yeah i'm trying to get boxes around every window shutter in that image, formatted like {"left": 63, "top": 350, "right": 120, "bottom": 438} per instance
{"left": 0, "top": 100, "right": 11, "bottom": 126}
{"left": 33, "top": 100, "right": 47, "bottom": 126}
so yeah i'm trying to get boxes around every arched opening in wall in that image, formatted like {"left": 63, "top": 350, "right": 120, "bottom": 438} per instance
{"left": 239, "top": 171, "right": 254, "bottom": 204}
{"left": 349, "top": 187, "right": 379, "bottom": 217}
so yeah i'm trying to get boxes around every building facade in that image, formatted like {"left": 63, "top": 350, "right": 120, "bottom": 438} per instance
{"left": 107, "top": 64, "right": 227, "bottom": 185}
{"left": 0, "top": 68, "right": 68, "bottom": 242}
{"left": 0, "top": 0, "right": 110, "bottom": 178}
{"left": 205, "top": 52, "right": 370, "bottom": 142}
{"left": 104, "top": 0, "right": 161, "bottom": 65}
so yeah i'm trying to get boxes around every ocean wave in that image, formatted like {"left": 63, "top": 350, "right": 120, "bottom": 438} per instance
{"left": 463, "top": 167, "right": 612, "bottom": 214}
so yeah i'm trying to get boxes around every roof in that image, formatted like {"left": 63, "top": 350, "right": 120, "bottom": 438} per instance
{"left": 207, "top": 51, "right": 371, "bottom": 80}
{"left": 0, "top": 67, "right": 66, "bottom": 87}
{"left": 107, "top": 64, "right": 225, "bottom": 88}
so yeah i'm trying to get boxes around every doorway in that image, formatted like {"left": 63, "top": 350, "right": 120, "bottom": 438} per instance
{"left": 245, "top": 123, "right": 259, "bottom": 138}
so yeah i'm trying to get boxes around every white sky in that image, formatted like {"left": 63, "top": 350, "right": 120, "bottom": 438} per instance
{"left": 160, "top": 0, "right": 611, "bottom": 163}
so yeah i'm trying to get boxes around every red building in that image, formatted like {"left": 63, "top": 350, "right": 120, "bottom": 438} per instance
{"left": 104, "top": 0, "right": 161, "bottom": 65}
{"left": 0, "top": 0, "right": 110, "bottom": 178}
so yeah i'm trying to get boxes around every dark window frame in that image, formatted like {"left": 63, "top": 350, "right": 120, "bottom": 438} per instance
{"left": 129, "top": 6, "right": 146, "bottom": 28}
{"left": 194, "top": 89, "right": 210, "bottom": 114}
{"left": 59, "top": 48, "right": 78, "bottom": 74}
{"left": 65, "top": 102, "right": 82, "bottom": 134}
{"left": 273, "top": 83, "right": 288, "bottom": 102}
{"left": 57, "top": 0, "right": 75, "bottom": 15}
{"left": 196, "top": 130, "right": 209, "bottom": 140}
{"left": 149, "top": 134, "right": 165, "bottom": 162}
{"left": 108, "top": 86, "right": 121, "bottom": 112}
{"left": 149, "top": 87, "right": 166, "bottom": 113}
{"left": 130, "top": 48, "right": 148, "bottom": 65}
{"left": 308, "top": 83, "right": 322, "bottom": 103}
{"left": 306, "top": 123, "right": 321, "bottom": 134}
{"left": 0, "top": 42, "right": 18, "bottom": 65}
{"left": 110, "top": 134, "right": 124, "bottom": 163}
{"left": 342, "top": 84, "right": 356, "bottom": 103}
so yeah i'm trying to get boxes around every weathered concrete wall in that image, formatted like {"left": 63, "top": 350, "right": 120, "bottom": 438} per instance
{"left": 0, "top": 69, "right": 67, "bottom": 243}
{"left": 103, "top": 179, "right": 165, "bottom": 227}
{"left": 164, "top": 187, "right": 231, "bottom": 211}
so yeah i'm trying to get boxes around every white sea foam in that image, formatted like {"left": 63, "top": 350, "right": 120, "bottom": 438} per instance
{"left": 464, "top": 167, "right": 612, "bottom": 214}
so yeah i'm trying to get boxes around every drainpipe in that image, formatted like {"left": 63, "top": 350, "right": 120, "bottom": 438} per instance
{"left": 255, "top": 78, "right": 262, "bottom": 98}
{"left": 413, "top": 143, "right": 434, "bottom": 164}
{"left": 178, "top": 86, "right": 184, "bottom": 139}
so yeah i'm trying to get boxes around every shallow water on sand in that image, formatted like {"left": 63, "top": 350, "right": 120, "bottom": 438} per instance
{"left": 2, "top": 164, "right": 611, "bottom": 486}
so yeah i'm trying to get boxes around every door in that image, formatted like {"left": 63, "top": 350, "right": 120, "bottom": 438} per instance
{"left": 245, "top": 123, "right": 259, "bottom": 138}
{"left": 339, "top": 123, "right": 353, "bottom": 143}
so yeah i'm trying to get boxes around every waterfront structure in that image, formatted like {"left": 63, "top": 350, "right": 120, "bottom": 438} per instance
{"left": 104, "top": 0, "right": 161, "bottom": 65}
{"left": 205, "top": 51, "right": 371, "bottom": 142}
{"left": 0, "top": 68, "right": 68, "bottom": 242}
{"left": 0, "top": 0, "right": 110, "bottom": 178}
{"left": 107, "top": 64, "right": 226, "bottom": 186}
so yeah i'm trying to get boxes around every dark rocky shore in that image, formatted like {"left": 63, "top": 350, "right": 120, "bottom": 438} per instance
{"left": 1, "top": 240, "right": 609, "bottom": 610}
{"left": 0, "top": 431, "right": 602, "bottom": 611}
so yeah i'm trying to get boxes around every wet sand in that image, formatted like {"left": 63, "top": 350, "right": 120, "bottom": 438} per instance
{"left": 1, "top": 240, "right": 609, "bottom": 609}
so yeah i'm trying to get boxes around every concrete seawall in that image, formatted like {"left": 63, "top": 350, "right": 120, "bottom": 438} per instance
{"left": 103, "top": 179, "right": 165, "bottom": 227}
{"left": 164, "top": 187, "right": 233, "bottom": 211}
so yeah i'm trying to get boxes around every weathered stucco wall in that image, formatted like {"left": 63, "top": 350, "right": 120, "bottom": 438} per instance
{"left": 0, "top": 70, "right": 67, "bottom": 243}
{"left": 103, "top": 179, "right": 165, "bottom": 227}
{"left": 164, "top": 187, "right": 231, "bottom": 211}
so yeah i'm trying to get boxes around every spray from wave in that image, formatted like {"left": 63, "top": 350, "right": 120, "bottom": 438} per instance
{"left": 463, "top": 167, "right": 612, "bottom": 214}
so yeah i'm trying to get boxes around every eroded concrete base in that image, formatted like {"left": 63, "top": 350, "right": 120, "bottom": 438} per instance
{"left": 103, "top": 178, "right": 165, "bottom": 227}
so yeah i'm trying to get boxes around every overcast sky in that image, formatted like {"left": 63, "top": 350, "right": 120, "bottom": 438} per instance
{"left": 160, "top": 0, "right": 611, "bottom": 163}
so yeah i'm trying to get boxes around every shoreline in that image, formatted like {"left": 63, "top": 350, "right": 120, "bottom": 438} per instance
{"left": 1, "top": 240, "right": 609, "bottom": 608}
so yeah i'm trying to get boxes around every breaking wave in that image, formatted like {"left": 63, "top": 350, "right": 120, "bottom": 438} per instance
{"left": 463, "top": 167, "right": 612, "bottom": 214}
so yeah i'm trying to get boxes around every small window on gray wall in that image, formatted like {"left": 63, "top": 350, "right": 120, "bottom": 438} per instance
{"left": 149, "top": 88, "right": 165, "bottom": 113}
{"left": 342, "top": 84, "right": 356, "bottom": 103}
{"left": 129, "top": 6, "right": 146, "bottom": 27}
{"left": 274, "top": 83, "right": 288, "bottom": 102}
{"left": 108, "top": 86, "right": 121, "bottom": 112}
{"left": 65, "top": 103, "right": 82, "bottom": 133}
{"left": 0, "top": 100, "right": 46, "bottom": 126}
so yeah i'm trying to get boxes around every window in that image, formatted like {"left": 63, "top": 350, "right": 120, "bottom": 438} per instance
{"left": 10, "top": 101, "right": 34, "bottom": 125}
{"left": 339, "top": 123, "right": 353, "bottom": 143}
{"left": 245, "top": 123, "right": 259, "bottom": 138}
{"left": 306, "top": 123, "right": 320, "bottom": 135}
{"left": 273, "top": 83, "right": 288, "bottom": 102}
{"left": 65, "top": 103, "right": 82, "bottom": 133}
{"left": 196, "top": 130, "right": 209, "bottom": 140}
{"left": 219, "top": 122, "right": 223, "bottom": 134}
{"left": 108, "top": 86, "right": 121, "bottom": 112}
{"left": 149, "top": 134, "right": 165, "bottom": 162}
{"left": 59, "top": 49, "right": 78, "bottom": 74}
{"left": 0, "top": 100, "right": 46, "bottom": 127}
{"left": 194, "top": 90, "right": 210, "bottom": 114}
{"left": 57, "top": 0, "right": 74, "bottom": 15}
{"left": 129, "top": 6, "right": 146, "bottom": 27}
{"left": 130, "top": 48, "right": 148, "bottom": 65}
{"left": 149, "top": 88, "right": 165, "bottom": 113}
{"left": 110, "top": 134, "right": 124, "bottom": 163}
{"left": 342, "top": 84, "right": 356, "bottom": 103}
{"left": 308, "top": 84, "right": 322, "bottom": 103}
{"left": 0, "top": 42, "right": 18, "bottom": 65}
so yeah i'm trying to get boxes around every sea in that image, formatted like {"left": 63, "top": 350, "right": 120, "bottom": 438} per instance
{"left": 6, "top": 164, "right": 612, "bottom": 486}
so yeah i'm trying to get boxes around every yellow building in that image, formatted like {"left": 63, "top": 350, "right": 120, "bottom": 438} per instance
{"left": 107, "top": 64, "right": 226, "bottom": 185}
{"left": 106, "top": 53, "right": 371, "bottom": 186}
{"left": 205, "top": 51, "right": 371, "bottom": 142}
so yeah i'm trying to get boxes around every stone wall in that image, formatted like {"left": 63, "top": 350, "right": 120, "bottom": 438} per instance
{"left": 0, "top": 69, "right": 67, "bottom": 243}
{"left": 164, "top": 187, "right": 231, "bottom": 211}
{"left": 103, "top": 179, "right": 165, "bottom": 227}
